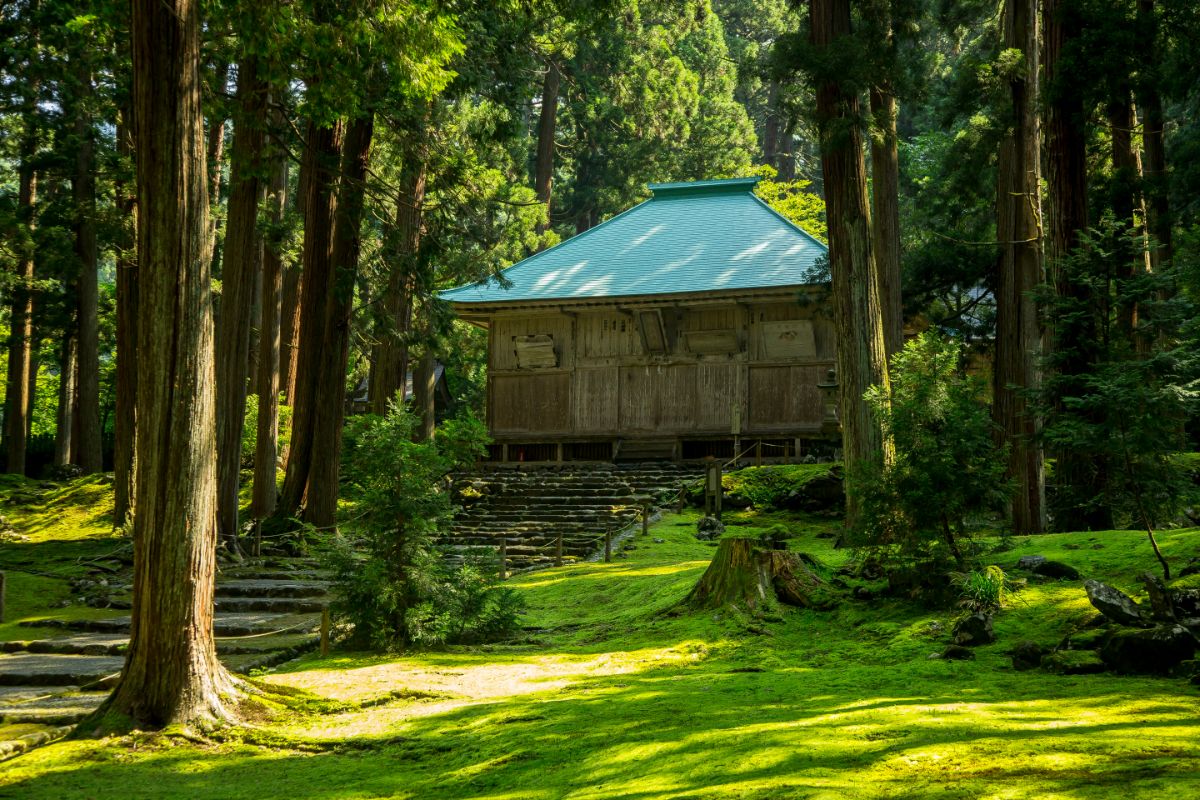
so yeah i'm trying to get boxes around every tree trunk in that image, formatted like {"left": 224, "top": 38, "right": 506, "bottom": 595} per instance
{"left": 777, "top": 125, "right": 796, "bottom": 182}
{"left": 54, "top": 333, "right": 77, "bottom": 468}
{"left": 414, "top": 349, "right": 436, "bottom": 443}
{"left": 114, "top": 108, "right": 139, "bottom": 525}
{"left": 993, "top": 0, "right": 1046, "bottom": 535}
{"left": 684, "top": 537, "right": 830, "bottom": 611}
{"left": 869, "top": 86, "right": 903, "bottom": 360}
{"left": 1044, "top": 0, "right": 1109, "bottom": 531}
{"left": 205, "top": 59, "right": 229, "bottom": 271}
{"left": 809, "top": 0, "right": 892, "bottom": 523}
{"left": 276, "top": 116, "right": 344, "bottom": 520}
{"left": 763, "top": 79, "right": 780, "bottom": 170}
{"left": 1108, "top": 91, "right": 1140, "bottom": 337}
{"left": 215, "top": 54, "right": 268, "bottom": 552}
{"left": 279, "top": 154, "right": 308, "bottom": 409}
{"left": 534, "top": 59, "right": 559, "bottom": 238}
{"left": 73, "top": 59, "right": 103, "bottom": 474}
{"left": 305, "top": 112, "right": 374, "bottom": 529}
{"left": 101, "top": 0, "right": 236, "bottom": 729}
{"left": 252, "top": 154, "right": 288, "bottom": 521}
{"left": 368, "top": 151, "right": 425, "bottom": 415}
{"left": 1137, "top": 0, "right": 1170, "bottom": 273}
{"left": 4, "top": 125, "right": 37, "bottom": 475}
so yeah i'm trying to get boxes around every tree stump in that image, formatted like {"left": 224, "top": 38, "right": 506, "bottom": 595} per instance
{"left": 684, "top": 537, "right": 833, "bottom": 611}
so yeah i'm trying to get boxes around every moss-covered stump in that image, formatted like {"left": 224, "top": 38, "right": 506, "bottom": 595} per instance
{"left": 684, "top": 537, "right": 833, "bottom": 611}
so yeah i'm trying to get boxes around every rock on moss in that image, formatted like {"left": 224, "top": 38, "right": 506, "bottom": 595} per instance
{"left": 1085, "top": 580, "right": 1148, "bottom": 627}
{"left": 1099, "top": 625, "right": 1197, "bottom": 674}
{"left": 1043, "top": 650, "right": 1107, "bottom": 675}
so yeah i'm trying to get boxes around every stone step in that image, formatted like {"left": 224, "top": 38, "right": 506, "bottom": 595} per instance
{"left": 1, "top": 634, "right": 127, "bottom": 657}
{"left": 0, "top": 690, "right": 108, "bottom": 726}
{"left": 213, "top": 597, "right": 327, "bottom": 614}
{"left": 214, "top": 579, "right": 330, "bottom": 599}
{"left": 0, "top": 654, "right": 124, "bottom": 688}
{"left": 25, "top": 612, "right": 322, "bottom": 637}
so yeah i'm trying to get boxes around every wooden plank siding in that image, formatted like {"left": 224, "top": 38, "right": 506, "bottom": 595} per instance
{"left": 484, "top": 296, "right": 833, "bottom": 440}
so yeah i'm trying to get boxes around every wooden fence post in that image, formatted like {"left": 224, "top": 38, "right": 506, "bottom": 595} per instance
{"left": 641, "top": 501, "right": 651, "bottom": 537}
{"left": 0, "top": 571, "right": 5, "bottom": 623}
{"left": 499, "top": 537, "right": 508, "bottom": 580}
{"left": 604, "top": 529, "right": 612, "bottom": 563}
{"left": 555, "top": 532, "right": 563, "bottom": 567}
{"left": 319, "top": 607, "right": 330, "bottom": 657}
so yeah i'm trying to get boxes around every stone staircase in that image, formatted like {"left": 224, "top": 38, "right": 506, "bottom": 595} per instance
{"left": 445, "top": 463, "right": 703, "bottom": 569}
{"left": 0, "top": 558, "right": 330, "bottom": 760}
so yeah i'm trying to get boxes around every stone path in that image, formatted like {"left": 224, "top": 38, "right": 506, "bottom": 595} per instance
{"left": 0, "top": 558, "right": 330, "bottom": 760}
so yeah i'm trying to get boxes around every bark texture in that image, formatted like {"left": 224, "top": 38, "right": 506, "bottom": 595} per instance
{"left": 1137, "top": 0, "right": 1170, "bottom": 272}
{"left": 1044, "top": 0, "right": 1109, "bottom": 531}
{"left": 276, "top": 117, "right": 344, "bottom": 520}
{"left": 368, "top": 150, "right": 425, "bottom": 415}
{"left": 114, "top": 110, "right": 139, "bottom": 525}
{"left": 534, "top": 60, "right": 559, "bottom": 238}
{"left": 73, "top": 59, "right": 102, "bottom": 474}
{"left": 305, "top": 113, "right": 374, "bottom": 528}
{"left": 809, "top": 0, "right": 892, "bottom": 521}
{"left": 215, "top": 55, "right": 268, "bottom": 550}
{"left": 685, "top": 538, "right": 831, "bottom": 611}
{"left": 54, "top": 333, "right": 76, "bottom": 467}
{"left": 869, "top": 86, "right": 903, "bottom": 360}
{"left": 993, "top": 0, "right": 1045, "bottom": 534}
{"left": 4, "top": 125, "right": 37, "bottom": 475}
{"left": 252, "top": 155, "right": 288, "bottom": 521}
{"left": 414, "top": 349, "right": 436, "bottom": 443}
{"left": 105, "top": 0, "right": 236, "bottom": 727}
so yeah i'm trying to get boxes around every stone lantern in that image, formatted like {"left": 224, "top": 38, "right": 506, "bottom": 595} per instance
{"left": 816, "top": 367, "right": 840, "bottom": 436}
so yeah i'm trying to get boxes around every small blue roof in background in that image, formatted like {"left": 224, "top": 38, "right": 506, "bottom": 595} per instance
{"left": 441, "top": 177, "right": 827, "bottom": 305}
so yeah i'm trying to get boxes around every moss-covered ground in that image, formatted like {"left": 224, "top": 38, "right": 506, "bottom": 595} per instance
{"left": 2, "top": 475, "right": 1200, "bottom": 798}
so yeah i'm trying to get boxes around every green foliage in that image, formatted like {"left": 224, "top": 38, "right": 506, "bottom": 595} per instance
{"left": 330, "top": 405, "right": 516, "bottom": 650}
{"left": 951, "top": 565, "right": 1011, "bottom": 612}
{"left": 239, "top": 393, "right": 294, "bottom": 469}
{"left": 849, "top": 332, "right": 1011, "bottom": 567}
{"left": 753, "top": 164, "right": 826, "bottom": 242}
{"left": 688, "top": 463, "right": 835, "bottom": 511}
{"left": 1038, "top": 222, "right": 1200, "bottom": 540}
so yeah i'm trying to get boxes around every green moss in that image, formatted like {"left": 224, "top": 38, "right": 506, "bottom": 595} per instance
{"left": 4, "top": 481, "right": 1200, "bottom": 798}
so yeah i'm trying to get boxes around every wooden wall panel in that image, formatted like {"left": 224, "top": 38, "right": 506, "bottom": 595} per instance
{"left": 681, "top": 307, "right": 738, "bottom": 331}
{"left": 618, "top": 366, "right": 656, "bottom": 432}
{"left": 491, "top": 315, "right": 572, "bottom": 370}
{"left": 491, "top": 373, "right": 570, "bottom": 433}
{"left": 696, "top": 363, "right": 738, "bottom": 430}
{"left": 573, "top": 367, "right": 619, "bottom": 433}
{"left": 657, "top": 365, "right": 697, "bottom": 429}
{"left": 578, "top": 313, "right": 639, "bottom": 360}
{"left": 748, "top": 364, "right": 825, "bottom": 430}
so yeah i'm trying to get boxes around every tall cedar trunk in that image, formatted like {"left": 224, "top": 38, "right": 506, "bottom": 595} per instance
{"left": 276, "top": 118, "right": 344, "bottom": 519}
{"left": 778, "top": 127, "right": 796, "bottom": 182}
{"left": 114, "top": 109, "right": 139, "bottom": 525}
{"left": 279, "top": 156, "right": 308, "bottom": 407}
{"left": 368, "top": 151, "right": 425, "bottom": 415}
{"left": 1108, "top": 92, "right": 1140, "bottom": 336}
{"left": 414, "top": 350, "right": 436, "bottom": 442}
{"left": 993, "top": 0, "right": 1046, "bottom": 534}
{"left": 534, "top": 60, "right": 559, "bottom": 238}
{"left": 252, "top": 155, "right": 288, "bottom": 520}
{"left": 869, "top": 86, "right": 903, "bottom": 359}
{"left": 4, "top": 124, "right": 37, "bottom": 474}
{"left": 103, "top": 0, "right": 235, "bottom": 728}
{"left": 1137, "top": 0, "right": 1170, "bottom": 272}
{"left": 215, "top": 55, "right": 268, "bottom": 551}
{"left": 1044, "top": 0, "right": 1109, "bottom": 531}
{"left": 763, "top": 80, "right": 780, "bottom": 169}
{"left": 810, "top": 0, "right": 892, "bottom": 522}
{"left": 54, "top": 333, "right": 77, "bottom": 467}
{"left": 205, "top": 60, "right": 228, "bottom": 271}
{"left": 73, "top": 59, "right": 103, "bottom": 473}
{"left": 305, "top": 113, "right": 374, "bottom": 528}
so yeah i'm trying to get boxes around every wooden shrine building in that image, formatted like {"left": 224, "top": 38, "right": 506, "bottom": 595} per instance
{"left": 442, "top": 177, "right": 835, "bottom": 463}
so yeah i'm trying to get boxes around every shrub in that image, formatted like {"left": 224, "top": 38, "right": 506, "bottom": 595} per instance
{"left": 329, "top": 405, "right": 519, "bottom": 650}
{"left": 952, "top": 566, "right": 1011, "bottom": 612}
{"left": 848, "top": 332, "right": 1011, "bottom": 570}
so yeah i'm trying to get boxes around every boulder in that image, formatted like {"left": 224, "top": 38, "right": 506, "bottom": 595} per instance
{"left": 1100, "top": 625, "right": 1197, "bottom": 674}
{"left": 1016, "top": 555, "right": 1047, "bottom": 570}
{"left": 1009, "top": 640, "right": 1044, "bottom": 671}
{"left": 1171, "top": 589, "right": 1200, "bottom": 617}
{"left": 1139, "top": 571, "right": 1176, "bottom": 622}
{"left": 1031, "top": 560, "right": 1081, "bottom": 580}
{"left": 940, "top": 644, "right": 976, "bottom": 661}
{"left": 1043, "top": 650, "right": 1107, "bottom": 675}
{"left": 694, "top": 516, "right": 725, "bottom": 541}
{"left": 953, "top": 612, "right": 996, "bottom": 646}
{"left": 1059, "top": 628, "right": 1108, "bottom": 652}
{"left": 1084, "top": 580, "right": 1149, "bottom": 627}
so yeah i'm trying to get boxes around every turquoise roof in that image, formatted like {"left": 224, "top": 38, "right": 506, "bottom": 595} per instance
{"left": 441, "top": 177, "right": 827, "bottom": 306}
